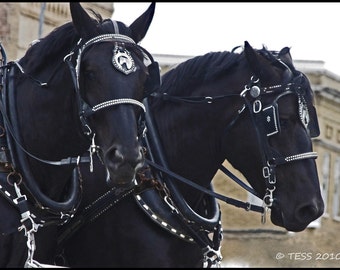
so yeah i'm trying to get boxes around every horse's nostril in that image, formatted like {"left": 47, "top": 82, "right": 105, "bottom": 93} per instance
{"left": 295, "top": 203, "right": 320, "bottom": 223}
{"left": 105, "top": 145, "right": 144, "bottom": 170}
{"left": 110, "top": 147, "right": 124, "bottom": 164}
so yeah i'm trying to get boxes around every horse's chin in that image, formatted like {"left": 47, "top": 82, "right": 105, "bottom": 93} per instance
{"left": 105, "top": 169, "right": 136, "bottom": 190}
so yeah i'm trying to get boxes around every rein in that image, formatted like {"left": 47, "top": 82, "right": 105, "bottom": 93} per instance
{"left": 56, "top": 183, "right": 137, "bottom": 251}
{"left": 144, "top": 158, "right": 264, "bottom": 213}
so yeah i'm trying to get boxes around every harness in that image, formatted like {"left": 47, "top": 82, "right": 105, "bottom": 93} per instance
{"left": 136, "top": 59, "right": 319, "bottom": 267}
{"left": 0, "top": 27, "right": 160, "bottom": 267}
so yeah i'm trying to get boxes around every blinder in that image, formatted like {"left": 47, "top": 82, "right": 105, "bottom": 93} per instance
{"left": 292, "top": 73, "right": 320, "bottom": 138}
{"left": 259, "top": 92, "right": 320, "bottom": 138}
{"left": 144, "top": 60, "right": 161, "bottom": 96}
{"left": 306, "top": 105, "right": 320, "bottom": 137}
{"left": 261, "top": 104, "right": 280, "bottom": 136}
{"left": 254, "top": 73, "right": 320, "bottom": 138}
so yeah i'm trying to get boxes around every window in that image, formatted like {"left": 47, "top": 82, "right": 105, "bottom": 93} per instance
{"left": 321, "top": 152, "right": 330, "bottom": 217}
{"left": 325, "top": 125, "right": 333, "bottom": 139}
{"left": 332, "top": 156, "right": 340, "bottom": 221}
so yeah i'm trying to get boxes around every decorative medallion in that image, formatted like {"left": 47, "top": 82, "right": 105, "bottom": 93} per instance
{"left": 298, "top": 97, "right": 310, "bottom": 130}
{"left": 112, "top": 44, "right": 136, "bottom": 75}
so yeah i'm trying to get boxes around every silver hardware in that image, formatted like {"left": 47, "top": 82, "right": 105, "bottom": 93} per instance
{"left": 250, "top": 85, "right": 261, "bottom": 98}
{"left": 263, "top": 187, "right": 276, "bottom": 208}
{"left": 262, "top": 166, "right": 270, "bottom": 179}
{"left": 205, "top": 96, "right": 213, "bottom": 104}
{"left": 238, "top": 104, "right": 246, "bottom": 114}
{"left": 89, "top": 133, "right": 99, "bottom": 172}
{"left": 91, "top": 98, "right": 146, "bottom": 113}
{"left": 202, "top": 245, "right": 223, "bottom": 268}
{"left": 112, "top": 44, "right": 136, "bottom": 75}
{"left": 164, "top": 195, "right": 178, "bottom": 214}
{"left": 240, "top": 85, "right": 250, "bottom": 97}
{"left": 253, "top": 99, "right": 262, "bottom": 113}
{"left": 285, "top": 152, "right": 318, "bottom": 163}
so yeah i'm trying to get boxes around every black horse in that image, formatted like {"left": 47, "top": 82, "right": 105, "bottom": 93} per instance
{"left": 0, "top": 2, "right": 157, "bottom": 267}
{"left": 58, "top": 41, "right": 324, "bottom": 267}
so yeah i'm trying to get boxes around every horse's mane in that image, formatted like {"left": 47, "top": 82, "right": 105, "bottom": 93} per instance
{"left": 21, "top": 9, "right": 104, "bottom": 73}
{"left": 160, "top": 43, "right": 303, "bottom": 97}
{"left": 160, "top": 50, "right": 242, "bottom": 96}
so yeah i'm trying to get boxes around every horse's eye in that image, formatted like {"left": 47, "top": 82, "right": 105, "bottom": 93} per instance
{"left": 279, "top": 118, "right": 289, "bottom": 129}
{"left": 84, "top": 70, "right": 96, "bottom": 80}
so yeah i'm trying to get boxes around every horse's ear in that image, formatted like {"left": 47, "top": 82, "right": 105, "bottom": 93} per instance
{"left": 129, "top": 2, "right": 156, "bottom": 43}
{"left": 244, "top": 41, "right": 262, "bottom": 71}
{"left": 70, "top": 2, "right": 99, "bottom": 40}
{"left": 244, "top": 41, "right": 277, "bottom": 82}
{"left": 278, "top": 47, "right": 294, "bottom": 68}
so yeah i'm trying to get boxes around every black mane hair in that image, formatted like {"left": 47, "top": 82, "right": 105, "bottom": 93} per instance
{"left": 160, "top": 51, "right": 242, "bottom": 96}
{"left": 20, "top": 8, "right": 104, "bottom": 74}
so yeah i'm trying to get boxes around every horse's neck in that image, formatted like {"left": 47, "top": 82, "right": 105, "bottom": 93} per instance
{"left": 152, "top": 103, "right": 225, "bottom": 206}
{"left": 8, "top": 69, "right": 89, "bottom": 198}
{"left": 14, "top": 68, "right": 89, "bottom": 153}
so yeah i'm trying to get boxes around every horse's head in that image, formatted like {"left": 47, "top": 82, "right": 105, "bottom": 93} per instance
{"left": 69, "top": 2, "right": 159, "bottom": 188}
{"left": 227, "top": 41, "right": 324, "bottom": 231}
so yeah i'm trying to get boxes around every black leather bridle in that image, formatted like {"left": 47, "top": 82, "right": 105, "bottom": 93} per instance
{"left": 239, "top": 67, "right": 319, "bottom": 212}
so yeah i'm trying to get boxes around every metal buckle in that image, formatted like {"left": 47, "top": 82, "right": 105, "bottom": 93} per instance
{"left": 253, "top": 99, "right": 262, "bottom": 113}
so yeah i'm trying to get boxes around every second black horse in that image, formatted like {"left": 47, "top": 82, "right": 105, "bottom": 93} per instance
{"left": 58, "top": 41, "right": 324, "bottom": 267}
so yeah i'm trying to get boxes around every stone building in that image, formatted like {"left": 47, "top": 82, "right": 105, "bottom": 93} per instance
{"left": 1, "top": 2, "right": 339, "bottom": 267}
{"left": 0, "top": 2, "right": 112, "bottom": 61}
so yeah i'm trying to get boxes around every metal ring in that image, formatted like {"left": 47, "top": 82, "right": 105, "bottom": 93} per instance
{"left": 7, "top": 171, "right": 23, "bottom": 186}
{"left": 0, "top": 125, "right": 5, "bottom": 137}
